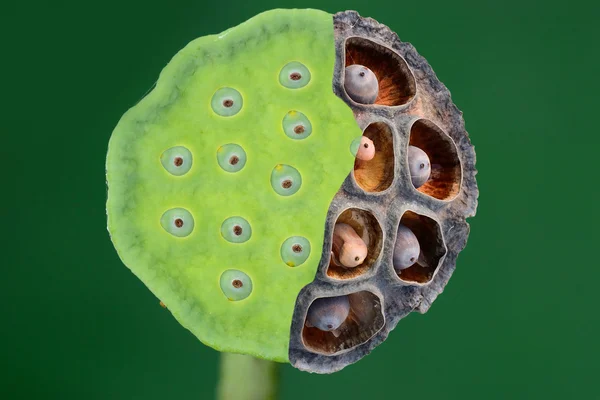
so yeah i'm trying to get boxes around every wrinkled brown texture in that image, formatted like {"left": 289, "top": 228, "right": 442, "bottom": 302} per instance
{"left": 288, "top": 11, "right": 479, "bottom": 374}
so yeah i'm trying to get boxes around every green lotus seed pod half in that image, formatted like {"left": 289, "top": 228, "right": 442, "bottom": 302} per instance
{"left": 160, "top": 208, "right": 195, "bottom": 237}
{"left": 220, "top": 269, "right": 253, "bottom": 301}
{"left": 221, "top": 216, "right": 252, "bottom": 243}
{"left": 282, "top": 111, "right": 312, "bottom": 140}
{"left": 160, "top": 146, "right": 193, "bottom": 176}
{"left": 217, "top": 143, "right": 247, "bottom": 173}
{"left": 280, "top": 236, "right": 311, "bottom": 267}
{"left": 270, "top": 164, "right": 302, "bottom": 196}
{"left": 279, "top": 61, "right": 311, "bottom": 89}
{"left": 106, "top": 9, "right": 362, "bottom": 363}
{"left": 211, "top": 87, "right": 243, "bottom": 117}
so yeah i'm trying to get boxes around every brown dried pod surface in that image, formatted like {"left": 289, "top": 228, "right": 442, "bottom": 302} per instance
{"left": 289, "top": 11, "right": 478, "bottom": 373}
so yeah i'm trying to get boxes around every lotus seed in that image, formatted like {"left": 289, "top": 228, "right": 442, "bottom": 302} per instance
{"left": 305, "top": 295, "right": 350, "bottom": 336}
{"left": 160, "top": 146, "right": 193, "bottom": 176}
{"left": 281, "top": 236, "right": 311, "bottom": 267}
{"left": 217, "top": 144, "right": 247, "bottom": 173}
{"left": 211, "top": 87, "right": 243, "bottom": 117}
{"left": 408, "top": 145, "right": 431, "bottom": 188}
{"left": 221, "top": 216, "right": 252, "bottom": 243}
{"left": 220, "top": 269, "right": 253, "bottom": 301}
{"left": 282, "top": 110, "right": 312, "bottom": 140}
{"left": 270, "top": 164, "right": 302, "bottom": 196}
{"left": 393, "top": 224, "right": 420, "bottom": 271}
{"left": 356, "top": 137, "right": 375, "bottom": 161}
{"left": 279, "top": 61, "right": 311, "bottom": 89}
{"left": 331, "top": 223, "right": 368, "bottom": 268}
{"left": 344, "top": 64, "right": 379, "bottom": 104}
{"left": 160, "top": 208, "right": 195, "bottom": 238}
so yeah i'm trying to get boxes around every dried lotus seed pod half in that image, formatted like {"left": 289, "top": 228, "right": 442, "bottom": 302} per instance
{"left": 106, "top": 8, "right": 478, "bottom": 376}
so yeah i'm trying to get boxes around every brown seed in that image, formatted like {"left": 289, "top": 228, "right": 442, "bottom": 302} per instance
{"left": 294, "top": 125, "right": 305, "bottom": 134}
{"left": 282, "top": 180, "right": 293, "bottom": 189}
{"left": 233, "top": 225, "right": 243, "bottom": 236}
{"left": 229, "top": 155, "right": 239, "bottom": 165}
{"left": 232, "top": 279, "right": 243, "bottom": 288}
{"left": 223, "top": 99, "right": 234, "bottom": 108}
{"left": 173, "top": 157, "right": 183, "bottom": 167}
{"left": 290, "top": 72, "right": 302, "bottom": 81}
{"left": 292, "top": 244, "right": 303, "bottom": 253}
{"left": 174, "top": 218, "right": 184, "bottom": 228}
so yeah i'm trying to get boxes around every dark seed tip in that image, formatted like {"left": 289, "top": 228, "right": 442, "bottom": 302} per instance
{"left": 364, "top": 143, "right": 368, "bottom": 148}
{"left": 294, "top": 125, "right": 305, "bottom": 134}
{"left": 359, "top": 71, "right": 365, "bottom": 77}
{"left": 290, "top": 72, "right": 302, "bottom": 81}
{"left": 232, "top": 279, "right": 243, "bottom": 288}
{"left": 229, "top": 155, "right": 239, "bottom": 165}
{"left": 282, "top": 180, "right": 292, "bottom": 189}
{"left": 223, "top": 99, "right": 234, "bottom": 108}
{"left": 355, "top": 256, "right": 360, "bottom": 262}
{"left": 174, "top": 218, "right": 184, "bottom": 228}
{"left": 233, "top": 225, "right": 243, "bottom": 236}
{"left": 173, "top": 157, "right": 183, "bottom": 167}
{"left": 292, "top": 244, "right": 302, "bottom": 253}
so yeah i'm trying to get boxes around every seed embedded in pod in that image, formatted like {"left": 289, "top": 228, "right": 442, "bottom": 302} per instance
{"left": 344, "top": 64, "right": 379, "bottom": 104}
{"left": 280, "top": 236, "right": 311, "bottom": 267}
{"left": 217, "top": 144, "right": 247, "bottom": 173}
{"left": 331, "top": 223, "right": 368, "bottom": 268}
{"left": 393, "top": 224, "right": 420, "bottom": 271}
{"left": 356, "top": 137, "right": 375, "bottom": 161}
{"left": 221, "top": 216, "right": 252, "bottom": 243}
{"left": 282, "top": 111, "right": 312, "bottom": 140}
{"left": 305, "top": 295, "right": 350, "bottom": 337}
{"left": 160, "top": 208, "right": 195, "bottom": 237}
{"left": 211, "top": 87, "right": 243, "bottom": 117}
{"left": 219, "top": 269, "right": 253, "bottom": 301}
{"left": 270, "top": 164, "right": 302, "bottom": 196}
{"left": 407, "top": 145, "right": 431, "bottom": 188}
{"left": 279, "top": 61, "right": 311, "bottom": 89}
{"left": 160, "top": 146, "right": 193, "bottom": 176}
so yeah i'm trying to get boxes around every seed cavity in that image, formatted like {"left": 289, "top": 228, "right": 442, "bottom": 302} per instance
{"left": 280, "top": 236, "right": 311, "bottom": 267}
{"left": 282, "top": 110, "right": 312, "bottom": 140}
{"left": 271, "top": 164, "right": 302, "bottom": 196}
{"left": 160, "top": 146, "right": 193, "bottom": 176}
{"left": 279, "top": 61, "right": 311, "bottom": 89}
{"left": 217, "top": 144, "right": 247, "bottom": 173}
{"left": 220, "top": 270, "right": 252, "bottom": 301}
{"left": 211, "top": 87, "right": 243, "bottom": 117}
{"left": 221, "top": 216, "right": 252, "bottom": 243}
{"left": 160, "top": 208, "right": 194, "bottom": 237}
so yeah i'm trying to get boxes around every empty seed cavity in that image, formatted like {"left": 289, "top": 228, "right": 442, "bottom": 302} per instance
{"left": 282, "top": 110, "right": 312, "bottom": 140}
{"left": 220, "top": 269, "right": 252, "bottom": 301}
{"left": 409, "top": 119, "right": 462, "bottom": 200}
{"left": 302, "top": 291, "right": 384, "bottom": 355}
{"left": 221, "top": 216, "right": 252, "bottom": 243}
{"left": 280, "top": 236, "right": 311, "bottom": 267}
{"left": 160, "top": 208, "right": 195, "bottom": 237}
{"left": 160, "top": 146, "right": 193, "bottom": 176}
{"left": 271, "top": 164, "right": 302, "bottom": 196}
{"left": 327, "top": 208, "right": 383, "bottom": 280}
{"left": 217, "top": 144, "right": 247, "bottom": 173}
{"left": 345, "top": 37, "right": 416, "bottom": 106}
{"left": 279, "top": 61, "right": 311, "bottom": 89}
{"left": 211, "top": 87, "right": 243, "bottom": 117}
{"left": 395, "top": 211, "right": 447, "bottom": 284}
{"left": 353, "top": 122, "right": 395, "bottom": 192}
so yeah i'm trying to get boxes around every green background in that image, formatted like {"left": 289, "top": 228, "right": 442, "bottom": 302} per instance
{"left": 1, "top": 0, "right": 597, "bottom": 399}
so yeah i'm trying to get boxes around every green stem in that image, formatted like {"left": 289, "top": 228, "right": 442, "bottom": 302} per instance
{"left": 216, "top": 353, "right": 280, "bottom": 400}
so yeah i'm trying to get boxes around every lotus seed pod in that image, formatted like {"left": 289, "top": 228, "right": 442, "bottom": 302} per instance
{"left": 331, "top": 223, "right": 368, "bottom": 268}
{"left": 407, "top": 145, "right": 431, "bottom": 188}
{"left": 305, "top": 296, "right": 350, "bottom": 335}
{"left": 344, "top": 64, "right": 379, "bottom": 104}
{"left": 393, "top": 224, "right": 420, "bottom": 271}
{"left": 106, "top": 9, "right": 478, "bottom": 374}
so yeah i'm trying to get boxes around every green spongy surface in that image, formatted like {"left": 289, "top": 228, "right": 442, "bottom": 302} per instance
{"left": 106, "top": 9, "right": 361, "bottom": 362}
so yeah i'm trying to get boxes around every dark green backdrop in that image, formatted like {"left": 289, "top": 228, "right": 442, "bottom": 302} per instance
{"left": 2, "top": 0, "right": 598, "bottom": 399}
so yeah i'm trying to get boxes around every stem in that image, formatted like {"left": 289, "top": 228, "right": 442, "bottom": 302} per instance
{"left": 216, "top": 353, "right": 280, "bottom": 400}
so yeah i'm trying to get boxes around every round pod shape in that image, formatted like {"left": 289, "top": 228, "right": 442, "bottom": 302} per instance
{"left": 106, "top": 9, "right": 478, "bottom": 374}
